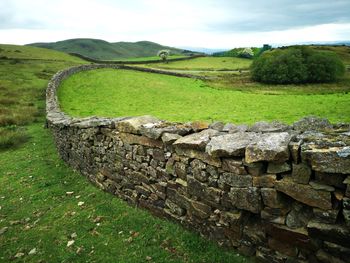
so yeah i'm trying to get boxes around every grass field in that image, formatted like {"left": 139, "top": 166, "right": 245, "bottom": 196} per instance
{"left": 0, "top": 45, "right": 251, "bottom": 262}
{"left": 139, "top": 57, "right": 252, "bottom": 70}
{"left": 58, "top": 68, "right": 350, "bottom": 124}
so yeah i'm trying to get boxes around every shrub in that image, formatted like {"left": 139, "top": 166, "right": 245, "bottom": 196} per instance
{"left": 251, "top": 47, "right": 345, "bottom": 84}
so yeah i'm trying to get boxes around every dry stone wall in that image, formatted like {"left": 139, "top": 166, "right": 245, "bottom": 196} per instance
{"left": 47, "top": 65, "right": 350, "bottom": 263}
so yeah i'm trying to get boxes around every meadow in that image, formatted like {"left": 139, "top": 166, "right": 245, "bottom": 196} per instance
{"left": 0, "top": 45, "right": 251, "bottom": 262}
{"left": 58, "top": 68, "right": 350, "bottom": 124}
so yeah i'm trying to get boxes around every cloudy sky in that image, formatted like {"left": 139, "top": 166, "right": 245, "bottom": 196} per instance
{"left": 1, "top": 0, "right": 350, "bottom": 48}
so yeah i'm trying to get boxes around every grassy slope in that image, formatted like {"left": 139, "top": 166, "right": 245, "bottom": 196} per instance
{"left": 0, "top": 124, "right": 249, "bottom": 263}
{"left": 0, "top": 45, "right": 250, "bottom": 262}
{"left": 139, "top": 57, "right": 252, "bottom": 70}
{"left": 58, "top": 69, "right": 350, "bottom": 124}
{"left": 28, "top": 39, "right": 186, "bottom": 60}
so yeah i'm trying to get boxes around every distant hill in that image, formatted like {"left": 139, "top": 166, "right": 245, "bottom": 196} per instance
{"left": 27, "top": 39, "right": 194, "bottom": 60}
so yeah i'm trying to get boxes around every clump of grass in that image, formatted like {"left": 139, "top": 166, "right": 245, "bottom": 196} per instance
{"left": 0, "top": 126, "right": 29, "bottom": 150}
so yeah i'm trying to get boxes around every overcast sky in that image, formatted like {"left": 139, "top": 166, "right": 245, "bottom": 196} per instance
{"left": 1, "top": 0, "right": 350, "bottom": 48}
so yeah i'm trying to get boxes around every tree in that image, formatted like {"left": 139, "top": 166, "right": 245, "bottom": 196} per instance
{"left": 251, "top": 46, "right": 345, "bottom": 84}
{"left": 157, "top": 50, "right": 170, "bottom": 63}
{"left": 238, "top": 48, "right": 254, "bottom": 58}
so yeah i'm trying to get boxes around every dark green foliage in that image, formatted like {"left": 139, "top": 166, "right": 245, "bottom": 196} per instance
{"left": 251, "top": 47, "right": 345, "bottom": 84}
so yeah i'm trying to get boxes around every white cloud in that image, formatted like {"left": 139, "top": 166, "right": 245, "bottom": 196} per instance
{"left": 0, "top": 0, "right": 349, "bottom": 48}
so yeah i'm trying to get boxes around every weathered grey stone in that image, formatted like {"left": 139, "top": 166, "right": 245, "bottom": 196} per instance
{"left": 175, "top": 147, "right": 221, "bottom": 167}
{"left": 292, "top": 163, "right": 312, "bottom": 184}
{"left": 286, "top": 203, "right": 313, "bottom": 229}
{"left": 116, "top": 115, "right": 161, "bottom": 134}
{"left": 267, "top": 162, "right": 291, "bottom": 174}
{"left": 245, "top": 132, "right": 292, "bottom": 163}
{"left": 313, "top": 208, "right": 339, "bottom": 224}
{"left": 189, "top": 199, "right": 212, "bottom": 219}
{"left": 315, "top": 172, "right": 347, "bottom": 189}
{"left": 309, "top": 181, "right": 335, "bottom": 192}
{"left": 221, "top": 158, "right": 247, "bottom": 174}
{"left": 289, "top": 140, "right": 302, "bottom": 163}
{"left": 293, "top": 116, "right": 333, "bottom": 131}
{"left": 222, "top": 123, "right": 249, "bottom": 133}
{"left": 141, "top": 123, "right": 191, "bottom": 139}
{"left": 209, "top": 121, "right": 225, "bottom": 131}
{"left": 206, "top": 132, "right": 259, "bottom": 157}
{"left": 161, "top": 133, "right": 182, "bottom": 144}
{"left": 249, "top": 121, "right": 290, "bottom": 133}
{"left": 261, "top": 188, "right": 288, "bottom": 208}
{"left": 228, "top": 187, "right": 262, "bottom": 213}
{"left": 307, "top": 221, "right": 350, "bottom": 246}
{"left": 343, "top": 198, "right": 350, "bottom": 226}
{"left": 219, "top": 173, "right": 252, "bottom": 187}
{"left": 173, "top": 129, "right": 220, "bottom": 150}
{"left": 301, "top": 144, "right": 350, "bottom": 174}
{"left": 253, "top": 174, "right": 276, "bottom": 188}
{"left": 275, "top": 178, "right": 332, "bottom": 210}
{"left": 119, "top": 133, "right": 163, "bottom": 148}
{"left": 174, "top": 162, "right": 187, "bottom": 179}
{"left": 165, "top": 199, "right": 186, "bottom": 216}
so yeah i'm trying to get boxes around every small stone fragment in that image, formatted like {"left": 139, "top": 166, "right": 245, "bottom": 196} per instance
{"left": 67, "top": 240, "right": 75, "bottom": 247}
{"left": 28, "top": 248, "right": 37, "bottom": 255}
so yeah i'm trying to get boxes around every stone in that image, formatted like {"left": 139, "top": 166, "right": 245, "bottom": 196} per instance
{"left": 219, "top": 173, "right": 252, "bottom": 187}
{"left": 206, "top": 132, "right": 259, "bottom": 157}
{"left": 189, "top": 200, "right": 212, "bottom": 219}
{"left": 174, "top": 162, "right": 187, "bottom": 179}
{"left": 293, "top": 116, "right": 332, "bottom": 132}
{"left": 173, "top": 129, "right": 220, "bottom": 151}
{"left": 189, "top": 121, "right": 209, "bottom": 132}
{"left": 292, "top": 163, "right": 312, "bottom": 184}
{"left": 244, "top": 161, "right": 265, "bottom": 176}
{"left": 224, "top": 123, "right": 249, "bottom": 133}
{"left": 245, "top": 132, "right": 292, "bottom": 163}
{"left": 266, "top": 223, "right": 316, "bottom": 251}
{"left": 309, "top": 181, "right": 335, "bottom": 192}
{"left": 221, "top": 158, "right": 247, "bottom": 174}
{"left": 313, "top": 208, "right": 339, "bottom": 224}
{"left": 267, "top": 162, "right": 291, "bottom": 174}
{"left": 161, "top": 133, "right": 182, "bottom": 144}
{"left": 323, "top": 241, "right": 350, "bottom": 261}
{"left": 268, "top": 238, "right": 298, "bottom": 257}
{"left": 307, "top": 221, "right": 350, "bottom": 246}
{"left": 261, "top": 188, "right": 288, "bottom": 208}
{"left": 166, "top": 188, "right": 190, "bottom": 210}
{"left": 289, "top": 140, "right": 302, "bottom": 163}
{"left": 275, "top": 178, "right": 332, "bottom": 210}
{"left": 116, "top": 115, "right": 161, "bottom": 134}
{"left": 249, "top": 121, "right": 290, "bottom": 133}
{"left": 343, "top": 198, "right": 350, "bottom": 226}
{"left": 228, "top": 187, "right": 262, "bottom": 213}
{"left": 253, "top": 174, "right": 276, "bottom": 188}
{"left": 286, "top": 203, "right": 313, "bottom": 229}
{"left": 316, "top": 249, "right": 345, "bottom": 263}
{"left": 261, "top": 207, "right": 288, "bottom": 225}
{"left": 119, "top": 133, "right": 163, "bottom": 148}
{"left": 140, "top": 123, "right": 191, "bottom": 139}
{"left": 301, "top": 144, "right": 350, "bottom": 174}
{"left": 175, "top": 147, "right": 221, "bottom": 167}
{"left": 316, "top": 172, "right": 347, "bottom": 189}
{"left": 209, "top": 121, "right": 225, "bottom": 131}
{"left": 165, "top": 199, "right": 185, "bottom": 216}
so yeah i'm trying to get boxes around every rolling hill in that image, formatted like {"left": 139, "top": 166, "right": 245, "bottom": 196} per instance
{"left": 27, "top": 38, "right": 192, "bottom": 60}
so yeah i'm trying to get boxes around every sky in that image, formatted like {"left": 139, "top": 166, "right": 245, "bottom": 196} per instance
{"left": 1, "top": 0, "right": 350, "bottom": 48}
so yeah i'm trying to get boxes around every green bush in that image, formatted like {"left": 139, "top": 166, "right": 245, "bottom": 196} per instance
{"left": 251, "top": 47, "right": 345, "bottom": 84}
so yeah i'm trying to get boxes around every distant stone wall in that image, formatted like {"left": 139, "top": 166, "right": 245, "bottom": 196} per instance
{"left": 69, "top": 53, "right": 205, "bottom": 64}
{"left": 47, "top": 65, "right": 350, "bottom": 263}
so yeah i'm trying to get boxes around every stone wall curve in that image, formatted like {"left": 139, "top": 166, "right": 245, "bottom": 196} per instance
{"left": 47, "top": 64, "right": 350, "bottom": 262}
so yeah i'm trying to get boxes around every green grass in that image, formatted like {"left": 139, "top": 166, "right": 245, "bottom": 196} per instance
{"left": 139, "top": 57, "right": 252, "bottom": 71}
{"left": 0, "top": 44, "right": 250, "bottom": 262}
{"left": 0, "top": 124, "right": 250, "bottom": 262}
{"left": 58, "top": 68, "right": 350, "bottom": 124}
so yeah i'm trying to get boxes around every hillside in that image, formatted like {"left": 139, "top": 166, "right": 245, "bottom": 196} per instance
{"left": 27, "top": 38, "right": 189, "bottom": 60}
